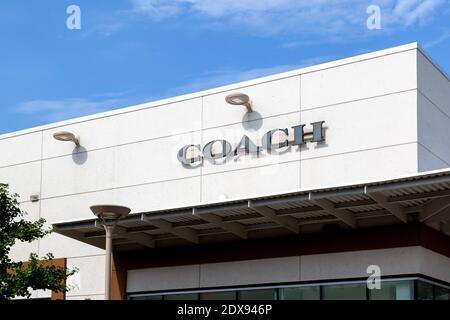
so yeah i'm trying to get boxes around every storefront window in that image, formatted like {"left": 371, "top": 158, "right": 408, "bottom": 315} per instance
{"left": 417, "top": 281, "right": 434, "bottom": 300}
{"left": 129, "top": 295, "right": 163, "bottom": 300}
{"left": 369, "top": 280, "right": 413, "bottom": 300}
{"left": 238, "top": 289, "right": 277, "bottom": 300}
{"left": 128, "top": 278, "right": 448, "bottom": 301}
{"left": 200, "top": 291, "right": 237, "bottom": 300}
{"left": 281, "top": 286, "right": 320, "bottom": 300}
{"left": 434, "top": 286, "right": 450, "bottom": 300}
{"left": 322, "top": 283, "right": 366, "bottom": 300}
{"left": 164, "top": 293, "right": 199, "bottom": 300}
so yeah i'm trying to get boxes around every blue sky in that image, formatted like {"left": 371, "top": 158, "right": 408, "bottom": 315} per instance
{"left": 0, "top": 0, "right": 449, "bottom": 134}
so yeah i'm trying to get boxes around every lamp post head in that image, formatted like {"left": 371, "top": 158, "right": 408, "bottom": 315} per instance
{"left": 91, "top": 205, "right": 130, "bottom": 301}
{"left": 53, "top": 131, "right": 80, "bottom": 147}
{"left": 225, "top": 93, "right": 253, "bottom": 113}
{"left": 90, "top": 205, "right": 131, "bottom": 221}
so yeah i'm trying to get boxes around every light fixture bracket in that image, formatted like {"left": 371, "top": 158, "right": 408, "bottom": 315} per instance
{"left": 53, "top": 131, "right": 80, "bottom": 147}
{"left": 225, "top": 93, "right": 253, "bottom": 112}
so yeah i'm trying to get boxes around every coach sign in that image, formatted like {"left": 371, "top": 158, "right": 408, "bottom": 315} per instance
{"left": 177, "top": 121, "right": 325, "bottom": 167}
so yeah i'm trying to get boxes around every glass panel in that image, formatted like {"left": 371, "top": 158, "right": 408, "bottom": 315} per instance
{"left": 322, "top": 283, "right": 366, "bottom": 300}
{"left": 281, "top": 286, "right": 320, "bottom": 300}
{"left": 417, "top": 281, "right": 434, "bottom": 300}
{"left": 128, "top": 278, "right": 448, "bottom": 301}
{"left": 129, "top": 295, "right": 163, "bottom": 300}
{"left": 164, "top": 293, "right": 199, "bottom": 300}
{"left": 434, "top": 286, "right": 449, "bottom": 300}
{"left": 200, "top": 291, "right": 237, "bottom": 300}
{"left": 238, "top": 289, "right": 277, "bottom": 300}
{"left": 369, "top": 280, "right": 413, "bottom": 300}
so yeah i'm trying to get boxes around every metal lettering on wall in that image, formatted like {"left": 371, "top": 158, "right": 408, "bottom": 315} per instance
{"left": 177, "top": 121, "right": 325, "bottom": 167}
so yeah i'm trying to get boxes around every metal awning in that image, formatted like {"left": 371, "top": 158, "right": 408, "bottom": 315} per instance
{"left": 53, "top": 169, "right": 450, "bottom": 251}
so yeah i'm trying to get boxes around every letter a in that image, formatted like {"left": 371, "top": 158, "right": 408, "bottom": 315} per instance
{"left": 366, "top": 5, "right": 381, "bottom": 30}
{"left": 66, "top": 5, "right": 81, "bottom": 30}
{"left": 366, "top": 265, "right": 381, "bottom": 290}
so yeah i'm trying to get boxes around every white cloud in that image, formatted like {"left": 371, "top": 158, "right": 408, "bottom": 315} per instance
{"left": 423, "top": 30, "right": 450, "bottom": 48}
{"left": 392, "top": 0, "right": 422, "bottom": 17}
{"left": 130, "top": 0, "right": 188, "bottom": 21}
{"left": 390, "top": 0, "right": 446, "bottom": 26}
{"left": 14, "top": 97, "right": 127, "bottom": 122}
{"left": 130, "top": 0, "right": 446, "bottom": 37}
{"left": 169, "top": 56, "right": 331, "bottom": 95}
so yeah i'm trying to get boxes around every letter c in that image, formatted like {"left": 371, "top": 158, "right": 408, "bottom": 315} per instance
{"left": 177, "top": 144, "right": 202, "bottom": 166}
{"left": 262, "top": 128, "right": 289, "bottom": 153}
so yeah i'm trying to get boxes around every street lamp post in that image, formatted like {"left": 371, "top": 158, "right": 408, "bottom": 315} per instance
{"left": 90, "top": 205, "right": 131, "bottom": 300}
{"left": 103, "top": 223, "right": 115, "bottom": 300}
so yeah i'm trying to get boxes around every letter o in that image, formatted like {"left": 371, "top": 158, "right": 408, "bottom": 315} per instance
{"left": 202, "top": 140, "right": 232, "bottom": 161}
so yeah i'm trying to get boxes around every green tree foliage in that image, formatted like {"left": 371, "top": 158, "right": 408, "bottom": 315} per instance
{"left": 0, "top": 183, "right": 74, "bottom": 300}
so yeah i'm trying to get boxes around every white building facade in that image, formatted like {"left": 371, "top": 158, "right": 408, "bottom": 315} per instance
{"left": 1, "top": 43, "right": 449, "bottom": 300}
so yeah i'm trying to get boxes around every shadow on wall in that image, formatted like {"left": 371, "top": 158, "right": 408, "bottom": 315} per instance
{"left": 242, "top": 111, "right": 263, "bottom": 131}
{"left": 72, "top": 146, "right": 88, "bottom": 165}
